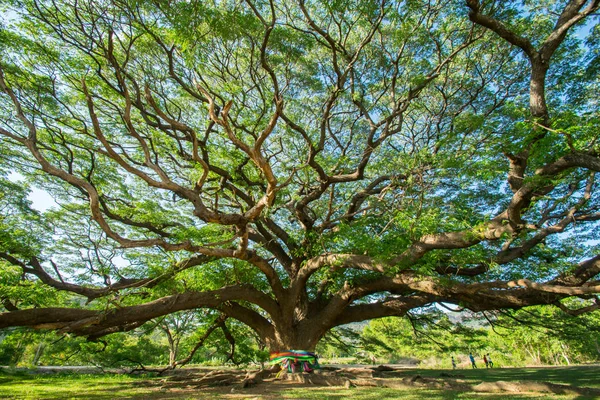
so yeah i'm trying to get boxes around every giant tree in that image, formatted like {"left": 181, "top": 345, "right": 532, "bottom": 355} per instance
{"left": 0, "top": 0, "right": 599, "bottom": 353}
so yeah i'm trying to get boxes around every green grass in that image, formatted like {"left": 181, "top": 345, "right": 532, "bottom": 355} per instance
{"left": 280, "top": 387, "right": 578, "bottom": 399}
{"left": 0, "top": 373, "right": 158, "bottom": 399}
{"left": 0, "top": 366, "right": 598, "bottom": 399}
{"left": 390, "top": 365, "right": 600, "bottom": 388}
{"left": 280, "top": 366, "right": 600, "bottom": 400}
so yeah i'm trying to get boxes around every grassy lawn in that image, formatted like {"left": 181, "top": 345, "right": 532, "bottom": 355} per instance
{"left": 0, "top": 366, "right": 598, "bottom": 399}
{"left": 0, "top": 372, "right": 159, "bottom": 399}
{"left": 277, "top": 366, "right": 600, "bottom": 400}
{"left": 391, "top": 365, "right": 600, "bottom": 388}
{"left": 279, "top": 387, "right": 583, "bottom": 400}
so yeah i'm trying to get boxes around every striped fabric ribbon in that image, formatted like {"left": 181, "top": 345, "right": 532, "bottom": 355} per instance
{"left": 269, "top": 350, "right": 320, "bottom": 373}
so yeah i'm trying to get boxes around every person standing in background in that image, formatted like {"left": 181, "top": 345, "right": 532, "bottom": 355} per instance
{"left": 469, "top": 353, "right": 477, "bottom": 368}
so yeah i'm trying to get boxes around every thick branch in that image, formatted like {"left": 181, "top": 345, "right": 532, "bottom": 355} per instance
{"left": 0, "top": 285, "right": 277, "bottom": 338}
{"left": 466, "top": 1, "right": 536, "bottom": 58}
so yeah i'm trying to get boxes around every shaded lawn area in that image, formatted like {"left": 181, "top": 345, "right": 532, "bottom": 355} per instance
{"left": 0, "top": 365, "right": 598, "bottom": 400}
{"left": 269, "top": 387, "right": 595, "bottom": 400}
{"left": 394, "top": 365, "right": 600, "bottom": 388}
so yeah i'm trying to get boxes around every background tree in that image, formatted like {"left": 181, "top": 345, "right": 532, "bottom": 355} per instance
{"left": 0, "top": 0, "right": 599, "bottom": 353}
{"left": 159, "top": 311, "right": 202, "bottom": 368}
{"left": 360, "top": 314, "right": 487, "bottom": 366}
{"left": 358, "top": 305, "right": 600, "bottom": 367}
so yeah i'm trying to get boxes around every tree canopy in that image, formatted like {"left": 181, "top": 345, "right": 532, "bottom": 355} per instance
{"left": 0, "top": 0, "right": 599, "bottom": 351}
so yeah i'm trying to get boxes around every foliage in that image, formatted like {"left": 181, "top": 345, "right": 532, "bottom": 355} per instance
{"left": 357, "top": 306, "right": 600, "bottom": 367}
{"left": 0, "top": 315, "right": 266, "bottom": 368}
{"left": 0, "top": 0, "right": 599, "bottom": 352}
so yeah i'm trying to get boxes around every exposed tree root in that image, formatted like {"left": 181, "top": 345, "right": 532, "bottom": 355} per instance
{"left": 240, "top": 365, "right": 281, "bottom": 388}
{"left": 161, "top": 370, "right": 247, "bottom": 389}
{"left": 281, "top": 371, "right": 353, "bottom": 387}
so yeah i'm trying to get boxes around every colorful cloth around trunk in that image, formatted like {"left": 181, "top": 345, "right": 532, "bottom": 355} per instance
{"left": 269, "top": 350, "right": 320, "bottom": 373}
